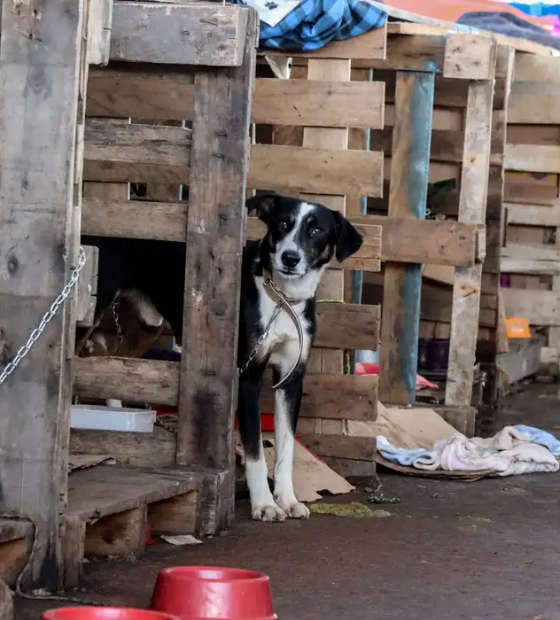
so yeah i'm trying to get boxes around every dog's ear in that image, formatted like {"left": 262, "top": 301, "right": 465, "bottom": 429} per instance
{"left": 332, "top": 210, "right": 363, "bottom": 263}
{"left": 246, "top": 191, "right": 280, "bottom": 223}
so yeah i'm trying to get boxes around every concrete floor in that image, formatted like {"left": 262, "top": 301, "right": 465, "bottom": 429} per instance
{"left": 18, "top": 386, "right": 560, "bottom": 620}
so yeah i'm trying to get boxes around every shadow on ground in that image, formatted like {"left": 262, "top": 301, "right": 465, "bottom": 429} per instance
{"left": 18, "top": 385, "right": 560, "bottom": 620}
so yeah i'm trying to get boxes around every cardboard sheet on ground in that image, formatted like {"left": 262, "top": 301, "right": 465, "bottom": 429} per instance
{"left": 235, "top": 431, "right": 354, "bottom": 502}
{"left": 348, "top": 404, "right": 493, "bottom": 480}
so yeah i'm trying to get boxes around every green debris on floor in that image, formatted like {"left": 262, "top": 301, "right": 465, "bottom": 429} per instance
{"left": 309, "top": 502, "right": 393, "bottom": 518}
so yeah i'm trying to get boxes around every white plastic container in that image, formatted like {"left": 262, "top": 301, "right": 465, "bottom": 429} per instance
{"left": 355, "top": 348, "right": 380, "bottom": 365}
{"left": 71, "top": 404, "right": 156, "bottom": 433}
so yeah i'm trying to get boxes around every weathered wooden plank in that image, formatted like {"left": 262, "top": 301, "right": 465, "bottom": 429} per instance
{"left": 379, "top": 71, "right": 435, "bottom": 406}
{"left": 508, "top": 82, "right": 560, "bottom": 124}
{"left": 372, "top": 127, "right": 502, "bottom": 167}
{"left": 87, "top": 67, "right": 195, "bottom": 120}
{"left": 514, "top": 53, "right": 560, "bottom": 84}
{"left": 87, "top": 0, "right": 113, "bottom": 66}
{"left": 80, "top": 198, "right": 478, "bottom": 268}
{"left": 446, "top": 74, "right": 496, "bottom": 407}
{"left": 253, "top": 79, "right": 385, "bottom": 128}
{"left": 298, "top": 434, "right": 376, "bottom": 460}
{"left": 73, "top": 357, "right": 378, "bottom": 422}
{"left": 501, "top": 243, "right": 560, "bottom": 275}
{"left": 87, "top": 72, "right": 384, "bottom": 128}
{"left": 443, "top": 34, "right": 496, "bottom": 81}
{"left": 110, "top": 2, "right": 249, "bottom": 66}
{"left": 263, "top": 375, "right": 377, "bottom": 421}
{"left": 70, "top": 427, "right": 176, "bottom": 468}
{"left": 505, "top": 203, "right": 560, "bottom": 227}
{"left": 248, "top": 144, "right": 383, "bottom": 197}
{"left": 176, "top": 11, "right": 257, "bottom": 535}
{"left": 315, "top": 303, "right": 380, "bottom": 350}
{"left": 502, "top": 288, "right": 560, "bottom": 326}
{"left": 83, "top": 119, "right": 192, "bottom": 183}
{"left": 75, "top": 245, "right": 99, "bottom": 327}
{"left": 82, "top": 122, "right": 383, "bottom": 195}
{"left": 0, "top": 0, "right": 86, "bottom": 590}
{"left": 506, "top": 144, "right": 560, "bottom": 174}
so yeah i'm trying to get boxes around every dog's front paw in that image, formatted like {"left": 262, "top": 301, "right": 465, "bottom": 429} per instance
{"left": 251, "top": 503, "right": 287, "bottom": 522}
{"left": 275, "top": 496, "right": 310, "bottom": 519}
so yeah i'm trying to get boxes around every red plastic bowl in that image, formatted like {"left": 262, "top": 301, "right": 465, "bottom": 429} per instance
{"left": 151, "top": 566, "right": 276, "bottom": 620}
{"left": 43, "top": 608, "right": 179, "bottom": 620}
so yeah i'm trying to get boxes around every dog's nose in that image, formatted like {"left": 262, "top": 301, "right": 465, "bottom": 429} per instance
{"left": 281, "top": 250, "right": 301, "bottom": 268}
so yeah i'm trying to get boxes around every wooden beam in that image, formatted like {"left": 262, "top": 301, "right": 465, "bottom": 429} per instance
{"left": 176, "top": 13, "right": 258, "bottom": 535}
{"left": 506, "top": 144, "right": 560, "bottom": 174}
{"left": 505, "top": 203, "right": 560, "bottom": 227}
{"left": 502, "top": 288, "right": 560, "bottom": 326}
{"left": 508, "top": 83, "right": 560, "bottom": 125}
{"left": 252, "top": 79, "right": 385, "bottom": 128}
{"left": 446, "top": 73, "right": 496, "bottom": 407}
{"left": 0, "top": 0, "right": 86, "bottom": 590}
{"left": 87, "top": 72, "right": 384, "bottom": 128}
{"left": 110, "top": 2, "right": 250, "bottom": 66}
{"left": 83, "top": 119, "right": 192, "bottom": 183}
{"left": 379, "top": 71, "right": 435, "bottom": 406}
{"left": 86, "top": 0, "right": 113, "bottom": 66}
{"left": 443, "top": 34, "right": 496, "bottom": 81}
{"left": 248, "top": 144, "right": 383, "bottom": 196}
{"left": 514, "top": 53, "right": 560, "bottom": 84}
{"left": 73, "top": 357, "right": 378, "bottom": 422}
{"left": 81, "top": 197, "right": 480, "bottom": 268}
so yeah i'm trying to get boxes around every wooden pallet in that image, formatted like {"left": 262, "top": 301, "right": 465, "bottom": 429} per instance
{"left": 63, "top": 465, "right": 223, "bottom": 588}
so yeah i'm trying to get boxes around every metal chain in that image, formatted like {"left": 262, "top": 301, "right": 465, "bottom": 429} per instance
{"left": 237, "top": 301, "right": 283, "bottom": 377}
{"left": 111, "top": 301, "right": 124, "bottom": 344}
{"left": 0, "top": 247, "right": 87, "bottom": 388}
{"left": 154, "top": 302, "right": 284, "bottom": 436}
{"left": 155, "top": 416, "right": 179, "bottom": 435}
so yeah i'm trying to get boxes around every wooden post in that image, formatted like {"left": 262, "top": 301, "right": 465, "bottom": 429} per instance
{"left": 0, "top": 0, "right": 85, "bottom": 590}
{"left": 446, "top": 73, "right": 496, "bottom": 406}
{"left": 302, "top": 58, "right": 351, "bottom": 377}
{"left": 379, "top": 71, "right": 435, "bottom": 405}
{"left": 176, "top": 11, "right": 257, "bottom": 528}
{"left": 478, "top": 45, "right": 514, "bottom": 425}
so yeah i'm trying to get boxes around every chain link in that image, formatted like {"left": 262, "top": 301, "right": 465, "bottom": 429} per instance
{"left": 237, "top": 302, "right": 283, "bottom": 377}
{"left": 0, "top": 247, "right": 87, "bottom": 388}
{"left": 111, "top": 301, "right": 124, "bottom": 344}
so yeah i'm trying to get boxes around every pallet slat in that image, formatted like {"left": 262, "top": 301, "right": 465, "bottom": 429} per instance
{"left": 87, "top": 73, "right": 385, "bottom": 128}
{"left": 83, "top": 122, "right": 384, "bottom": 196}
{"left": 81, "top": 198, "right": 482, "bottom": 268}
{"left": 110, "top": 2, "right": 249, "bottom": 66}
{"left": 248, "top": 144, "right": 384, "bottom": 196}
{"left": 73, "top": 357, "right": 378, "bottom": 421}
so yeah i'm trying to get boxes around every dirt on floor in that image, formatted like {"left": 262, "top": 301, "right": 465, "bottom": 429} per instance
{"left": 17, "top": 385, "right": 560, "bottom": 620}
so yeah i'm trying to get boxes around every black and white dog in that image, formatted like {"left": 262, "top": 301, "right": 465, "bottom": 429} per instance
{"left": 239, "top": 192, "right": 363, "bottom": 522}
{"left": 81, "top": 191, "right": 362, "bottom": 522}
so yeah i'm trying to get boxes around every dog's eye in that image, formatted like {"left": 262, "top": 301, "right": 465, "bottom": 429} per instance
{"left": 310, "top": 227, "right": 323, "bottom": 237}
{"left": 278, "top": 220, "right": 289, "bottom": 230}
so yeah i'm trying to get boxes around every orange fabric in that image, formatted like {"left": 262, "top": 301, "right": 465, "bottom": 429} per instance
{"left": 386, "top": 0, "right": 551, "bottom": 31}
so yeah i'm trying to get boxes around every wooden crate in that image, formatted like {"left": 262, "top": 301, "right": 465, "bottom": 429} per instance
{"left": 0, "top": 0, "right": 257, "bottom": 591}
{"left": 363, "top": 26, "right": 515, "bottom": 428}
{"left": 502, "top": 51, "right": 560, "bottom": 377}
{"left": 249, "top": 23, "right": 501, "bottom": 463}
{"left": 350, "top": 25, "right": 499, "bottom": 420}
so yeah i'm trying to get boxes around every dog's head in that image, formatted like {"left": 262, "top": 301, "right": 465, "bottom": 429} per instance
{"left": 247, "top": 191, "right": 363, "bottom": 279}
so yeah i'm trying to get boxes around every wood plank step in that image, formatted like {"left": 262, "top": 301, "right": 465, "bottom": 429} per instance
{"left": 64, "top": 465, "right": 226, "bottom": 589}
{"left": 67, "top": 465, "right": 202, "bottom": 521}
